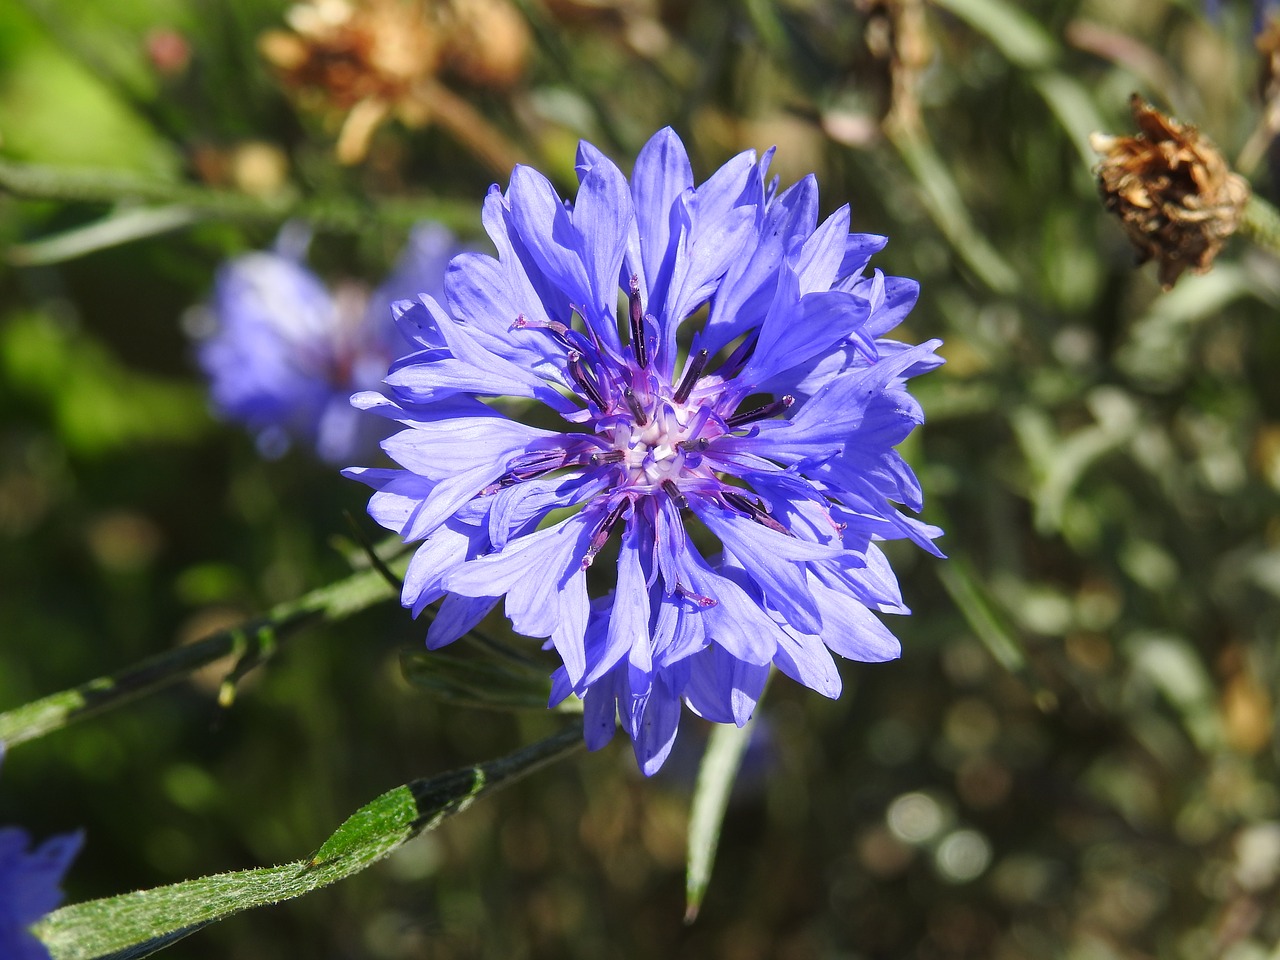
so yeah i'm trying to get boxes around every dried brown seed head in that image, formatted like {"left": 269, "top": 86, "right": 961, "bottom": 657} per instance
{"left": 260, "top": 0, "right": 442, "bottom": 113}
{"left": 443, "top": 0, "right": 530, "bottom": 88}
{"left": 1091, "top": 94, "right": 1250, "bottom": 289}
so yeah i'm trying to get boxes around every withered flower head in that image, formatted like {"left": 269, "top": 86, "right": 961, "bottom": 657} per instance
{"left": 260, "top": 0, "right": 442, "bottom": 163}
{"left": 261, "top": 0, "right": 441, "bottom": 111}
{"left": 260, "top": 0, "right": 528, "bottom": 166}
{"left": 443, "top": 0, "right": 531, "bottom": 88}
{"left": 1090, "top": 94, "right": 1250, "bottom": 289}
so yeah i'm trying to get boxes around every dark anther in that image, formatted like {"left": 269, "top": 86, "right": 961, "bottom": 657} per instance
{"left": 487, "top": 463, "right": 560, "bottom": 492}
{"left": 623, "top": 387, "right": 649, "bottom": 426}
{"left": 628, "top": 275, "right": 648, "bottom": 369}
{"left": 726, "top": 394, "right": 794, "bottom": 429}
{"left": 676, "top": 437, "right": 710, "bottom": 453}
{"left": 589, "top": 449, "right": 625, "bottom": 466}
{"left": 582, "top": 500, "right": 631, "bottom": 568}
{"left": 724, "top": 490, "right": 792, "bottom": 536}
{"left": 568, "top": 350, "right": 607, "bottom": 410}
{"left": 483, "top": 448, "right": 570, "bottom": 494}
{"left": 661, "top": 479, "right": 689, "bottom": 509}
{"left": 673, "top": 349, "right": 709, "bottom": 404}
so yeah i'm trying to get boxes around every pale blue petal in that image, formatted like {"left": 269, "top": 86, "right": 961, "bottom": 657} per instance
{"left": 774, "top": 628, "right": 841, "bottom": 698}
{"left": 425, "top": 594, "right": 498, "bottom": 649}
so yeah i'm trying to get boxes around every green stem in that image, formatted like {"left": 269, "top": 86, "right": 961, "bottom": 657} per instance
{"left": 0, "top": 159, "right": 479, "bottom": 234}
{"left": 1239, "top": 193, "right": 1280, "bottom": 258}
{"left": 0, "top": 560, "right": 405, "bottom": 748}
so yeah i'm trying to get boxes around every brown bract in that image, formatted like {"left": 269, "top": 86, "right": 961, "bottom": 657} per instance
{"left": 1090, "top": 94, "right": 1250, "bottom": 290}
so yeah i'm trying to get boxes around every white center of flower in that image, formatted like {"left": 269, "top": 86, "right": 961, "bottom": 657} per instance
{"left": 617, "top": 403, "right": 699, "bottom": 486}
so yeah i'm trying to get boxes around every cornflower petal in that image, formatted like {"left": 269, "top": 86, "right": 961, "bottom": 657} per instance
{"left": 625, "top": 126, "right": 695, "bottom": 314}
{"left": 684, "top": 644, "right": 771, "bottom": 726}
{"left": 348, "top": 128, "right": 943, "bottom": 773}
{"left": 0, "top": 750, "right": 81, "bottom": 960}
{"left": 426, "top": 594, "right": 498, "bottom": 649}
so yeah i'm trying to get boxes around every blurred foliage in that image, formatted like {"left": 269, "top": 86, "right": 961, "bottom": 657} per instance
{"left": 6, "top": 0, "right": 1280, "bottom": 958}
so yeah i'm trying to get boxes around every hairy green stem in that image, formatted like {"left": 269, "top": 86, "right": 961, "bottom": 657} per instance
{"left": 0, "top": 560, "right": 405, "bottom": 748}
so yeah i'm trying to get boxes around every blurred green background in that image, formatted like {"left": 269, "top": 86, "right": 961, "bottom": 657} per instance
{"left": 5, "top": 0, "right": 1280, "bottom": 957}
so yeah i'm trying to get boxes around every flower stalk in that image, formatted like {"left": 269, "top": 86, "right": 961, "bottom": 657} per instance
{"left": 0, "top": 559, "right": 406, "bottom": 749}
{"left": 1240, "top": 192, "right": 1280, "bottom": 258}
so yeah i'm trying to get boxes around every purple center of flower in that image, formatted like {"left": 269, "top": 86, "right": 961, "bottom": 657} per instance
{"left": 502, "top": 274, "right": 795, "bottom": 570}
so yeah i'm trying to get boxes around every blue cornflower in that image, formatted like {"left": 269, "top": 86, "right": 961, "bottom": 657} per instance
{"left": 197, "top": 223, "right": 459, "bottom": 463}
{"left": 347, "top": 128, "right": 943, "bottom": 773}
{"left": 0, "top": 752, "right": 81, "bottom": 960}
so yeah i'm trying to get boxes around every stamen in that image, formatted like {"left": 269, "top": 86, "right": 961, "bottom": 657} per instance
{"left": 661, "top": 479, "right": 688, "bottom": 509}
{"left": 482, "top": 464, "right": 560, "bottom": 494}
{"left": 589, "top": 449, "right": 625, "bottom": 466}
{"left": 505, "top": 449, "right": 566, "bottom": 474}
{"left": 480, "top": 447, "right": 571, "bottom": 492}
{"left": 628, "top": 275, "right": 648, "bottom": 369}
{"left": 568, "top": 350, "right": 607, "bottom": 410}
{"left": 675, "top": 583, "right": 717, "bottom": 607}
{"left": 675, "top": 438, "right": 710, "bottom": 453}
{"left": 582, "top": 500, "right": 631, "bottom": 568}
{"left": 511, "top": 314, "right": 571, "bottom": 338}
{"left": 724, "top": 490, "right": 792, "bottom": 536}
{"left": 623, "top": 387, "right": 649, "bottom": 426}
{"left": 673, "top": 349, "right": 709, "bottom": 404}
{"left": 570, "top": 304, "right": 607, "bottom": 356}
{"left": 726, "top": 394, "right": 794, "bottom": 429}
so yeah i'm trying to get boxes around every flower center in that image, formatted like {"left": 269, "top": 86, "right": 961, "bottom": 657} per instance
{"left": 617, "top": 401, "right": 700, "bottom": 486}
{"left": 507, "top": 276, "right": 793, "bottom": 502}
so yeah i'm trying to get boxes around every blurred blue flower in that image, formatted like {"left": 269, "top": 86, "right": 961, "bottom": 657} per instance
{"left": 347, "top": 128, "right": 942, "bottom": 773}
{"left": 1204, "top": 0, "right": 1279, "bottom": 32}
{"left": 197, "top": 223, "right": 458, "bottom": 463}
{"left": 0, "top": 752, "right": 81, "bottom": 960}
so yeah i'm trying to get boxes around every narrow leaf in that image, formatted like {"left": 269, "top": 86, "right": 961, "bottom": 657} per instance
{"left": 6, "top": 205, "right": 201, "bottom": 266}
{"left": 936, "top": 557, "right": 1026, "bottom": 673}
{"left": 933, "top": 0, "right": 1059, "bottom": 71}
{"left": 399, "top": 649, "right": 554, "bottom": 711}
{"left": 36, "top": 721, "right": 584, "bottom": 960}
{"left": 685, "top": 716, "right": 755, "bottom": 922}
{"left": 887, "top": 123, "right": 1019, "bottom": 295}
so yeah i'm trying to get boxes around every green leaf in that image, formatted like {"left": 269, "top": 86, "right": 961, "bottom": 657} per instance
{"left": 887, "top": 124, "right": 1019, "bottom": 295}
{"left": 400, "top": 648, "right": 554, "bottom": 711}
{"left": 6, "top": 204, "right": 201, "bottom": 265}
{"left": 933, "top": 0, "right": 1059, "bottom": 71}
{"left": 36, "top": 721, "right": 584, "bottom": 960}
{"left": 685, "top": 717, "right": 756, "bottom": 922}
{"left": 932, "top": 0, "right": 1103, "bottom": 167}
{"left": 936, "top": 557, "right": 1026, "bottom": 674}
